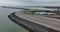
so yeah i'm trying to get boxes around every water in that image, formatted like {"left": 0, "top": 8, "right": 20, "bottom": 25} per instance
{"left": 0, "top": 7, "right": 29, "bottom": 32}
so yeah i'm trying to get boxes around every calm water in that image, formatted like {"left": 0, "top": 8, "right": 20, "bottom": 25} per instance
{"left": 0, "top": 7, "right": 29, "bottom": 32}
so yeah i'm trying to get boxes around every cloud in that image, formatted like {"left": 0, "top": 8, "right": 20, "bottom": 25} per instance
{"left": 23, "top": 0, "right": 60, "bottom": 6}
{"left": 0, "top": 0, "right": 60, "bottom": 6}
{"left": 0, "top": 0, "right": 26, "bottom": 6}
{"left": 27, "top": 0, "right": 60, "bottom": 2}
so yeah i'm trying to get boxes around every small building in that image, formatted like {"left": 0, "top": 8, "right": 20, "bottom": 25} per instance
{"left": 35, "top": 12, "right": 56, "bottom": 15}
{"left": 47, "top": 13, "right": 56, "bottom": 15}
{"left": 40, "top": 12, "right": 47, "bottom": 15}
{"left": 35, "top": 12, "right": 47, "bottom": 15}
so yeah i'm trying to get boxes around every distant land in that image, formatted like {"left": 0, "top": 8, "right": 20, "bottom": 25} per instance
{"left": 1, "top": 6, "right": 29, "bottom": 10}
{"left": 1, "top": 6, "right": 60, "bottom": 11}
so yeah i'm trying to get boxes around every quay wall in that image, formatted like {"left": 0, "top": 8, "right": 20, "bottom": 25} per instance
{"left": 8, "top": 12, "right": 60, "bottom": 32}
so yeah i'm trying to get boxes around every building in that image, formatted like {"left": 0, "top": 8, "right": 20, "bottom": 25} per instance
{"left": 35, "top": 12, "right": 56, "bottom": 15}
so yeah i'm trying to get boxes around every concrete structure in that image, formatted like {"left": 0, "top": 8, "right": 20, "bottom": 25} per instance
{"left": 15, "top": 12, "right": 60, "bottom": 31}
{"left": 8, "top": 12, "right": 60, "bottom": 32}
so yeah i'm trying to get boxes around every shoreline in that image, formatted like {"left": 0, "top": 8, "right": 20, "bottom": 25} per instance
{"left": 8, "top": 12, "right": 60, "bottom": 32}
{"left": 8, "top": 12, "right": 34, "bottom": 32}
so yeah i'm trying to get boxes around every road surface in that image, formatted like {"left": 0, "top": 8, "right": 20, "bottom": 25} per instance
{"left": 15, "top": 12, "right": 60, "bottom": 31}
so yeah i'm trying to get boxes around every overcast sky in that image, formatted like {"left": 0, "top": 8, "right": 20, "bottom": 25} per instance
{"left": 0, "top": 0, "right": 60, "bottom": 6}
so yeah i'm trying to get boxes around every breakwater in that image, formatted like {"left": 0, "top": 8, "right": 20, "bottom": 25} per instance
{"left": 8, "top": 12, "right": 60, "bottom": 32}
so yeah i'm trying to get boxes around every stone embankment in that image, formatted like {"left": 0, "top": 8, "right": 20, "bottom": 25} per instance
{"left": 8, "top": 12, "right": 60, "bottom": 32}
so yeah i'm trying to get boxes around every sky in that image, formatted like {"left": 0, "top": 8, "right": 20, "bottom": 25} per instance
{"left": 0, "top": 0, "right": 60, "bottom": 6}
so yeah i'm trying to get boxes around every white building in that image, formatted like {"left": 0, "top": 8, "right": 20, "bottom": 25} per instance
{"left": 47, "top": 13, "right": 56, "bottom": 15}
{"left": 40, "top": 12, "right": 47, "bottom": 15}
{"left": 35, "top": 12, "right": 47, "bottom": 15}
{"left": 35, "top": 12, "right": 56, "bottom": 15}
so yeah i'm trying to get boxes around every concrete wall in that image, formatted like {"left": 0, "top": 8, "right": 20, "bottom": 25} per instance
{"left": 8, "top": 12, "right": 60, "bottom": 32}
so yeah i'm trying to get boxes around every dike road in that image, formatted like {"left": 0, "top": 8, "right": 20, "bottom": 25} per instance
{"left": 8, "top": 11, "right": 60, "bottom": 32}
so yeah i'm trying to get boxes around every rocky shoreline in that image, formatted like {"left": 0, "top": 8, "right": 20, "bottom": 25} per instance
{"left": 8, "top": 12, "right": 60, "bottom": 32}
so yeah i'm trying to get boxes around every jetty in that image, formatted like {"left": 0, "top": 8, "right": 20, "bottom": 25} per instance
{"left": 8, "top": 11, "right": 60, "bottom": 32}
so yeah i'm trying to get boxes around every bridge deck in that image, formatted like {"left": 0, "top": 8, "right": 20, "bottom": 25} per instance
{"left": 15, "top": 12, "right": 60, "bottom": 31}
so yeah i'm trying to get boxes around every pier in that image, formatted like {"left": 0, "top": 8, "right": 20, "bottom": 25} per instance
{"left": 8, "top": 12, "right": 60, "bottom": 32}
